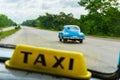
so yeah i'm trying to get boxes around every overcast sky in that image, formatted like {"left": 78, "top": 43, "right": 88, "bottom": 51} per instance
{"left": 0, "top": 0, "right": 88, "bottom": 24}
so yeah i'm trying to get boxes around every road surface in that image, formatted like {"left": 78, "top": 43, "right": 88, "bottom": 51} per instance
{"left": 0, "top": 26, "right": 120, "bottom": 79}
{"left": 2, "top": 26, "right": 15, "bottom": 32}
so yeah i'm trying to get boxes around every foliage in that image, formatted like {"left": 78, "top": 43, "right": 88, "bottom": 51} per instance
{"left": 0, "top": 14, "right": 16, "bottom": 28}
{"left": 0, "top": 28, "right": 20, "bottom": 40}
{"left": 15, "top": 25, "right": 21, "bottom": 29}
{"left": 78, "top": 0, "right": 120, "bottom": 36}
{"left": 22, "top": 12, "right": 80, "bottom": 31}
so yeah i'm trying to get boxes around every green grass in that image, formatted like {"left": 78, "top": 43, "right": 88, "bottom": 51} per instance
{"left": 0, "top": 28, "right": 20, "bottom": 40}
{"left": 87, "top": 34, "right": 120, "bottom": 40}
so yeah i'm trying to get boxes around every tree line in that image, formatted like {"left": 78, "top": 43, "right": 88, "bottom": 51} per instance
{"left": 22, "top": 0, "right": 120, "bottom": 37}
{"left": 22, "top": 12, "right": 80, "bottom": 31}
{"left": 0, "top": 14, "right": 16, "bottom": 28}
{"left": 78, "top": 0, "right": 120, "bottom": 36}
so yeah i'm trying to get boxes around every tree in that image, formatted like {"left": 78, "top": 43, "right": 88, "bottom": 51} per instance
{"left": 78, "top": 0, "right": 118, "bottom": 15}
{"left": 0, "top": 14, "right": 16, "bottom": 27}
{"left": 22, "top": 12, "right": 79, "bottom": 31}
{"left": 78, "top": 0, "right": 120, "bottom": 36}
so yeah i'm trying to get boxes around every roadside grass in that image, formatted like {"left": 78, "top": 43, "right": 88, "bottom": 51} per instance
{"left": 0, "top": 28, "right": 20, "bottom": 40}
{"left": 87, "top": 34, "right": 120, "bottom": 40}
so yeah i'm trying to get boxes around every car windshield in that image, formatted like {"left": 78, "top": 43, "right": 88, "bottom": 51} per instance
{"left": 68, "top": 26, "right": 79, "bottom": 30}
{"left": 0, "top": 0, "right": 120, "bottom": 80}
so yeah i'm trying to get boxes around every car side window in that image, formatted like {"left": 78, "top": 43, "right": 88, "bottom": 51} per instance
{"left": 68, "top": 27, "right": 70, "bottom": 29}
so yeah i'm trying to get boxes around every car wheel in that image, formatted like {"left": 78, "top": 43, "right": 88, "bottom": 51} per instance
{"left": 79, "top": 39, "right": 83, "bottom": 43}
{"left": 72, "top": 40, "right": 76, "bottom": 42}
{"left": 59, "top": 38, "right": 62, "bottom": 42}
{"left": 63, "top": 39, "right": 67, "bottom": 43}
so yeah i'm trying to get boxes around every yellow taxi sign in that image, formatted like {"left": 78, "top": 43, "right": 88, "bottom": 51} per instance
{"left": 5, "top": 44, "right": 91, "bottom": 79}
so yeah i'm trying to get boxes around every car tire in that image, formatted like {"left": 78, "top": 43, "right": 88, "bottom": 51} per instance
{"left": 72, "top": 40, "right": 76, "bottom": 42}
{"left": 59, "top": 38, "right": 62, "bottom": 42}
{"left": 63, "top": 39, "right": 67, "bottom": 43}
{"left": 79, "top": 39, "right": 83, "bottom": 43}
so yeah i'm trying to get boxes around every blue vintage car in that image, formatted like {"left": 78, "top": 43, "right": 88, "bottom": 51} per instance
{"left": 58, "top": 25, "right": 85, "bottom": 43}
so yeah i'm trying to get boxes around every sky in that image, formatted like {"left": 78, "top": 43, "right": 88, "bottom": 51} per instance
{"left": 0, "top": 0, "right": 88, "bottom": 24}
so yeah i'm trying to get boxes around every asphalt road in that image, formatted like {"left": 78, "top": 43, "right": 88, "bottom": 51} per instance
{"left": 0, "top": 26, "right": 120, "bottom": 79}
{"left": 2, "top": 26, "right": 15, "bottom": 32}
